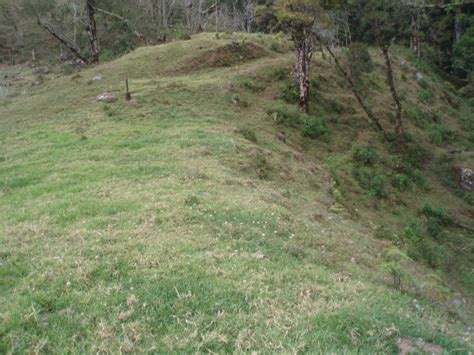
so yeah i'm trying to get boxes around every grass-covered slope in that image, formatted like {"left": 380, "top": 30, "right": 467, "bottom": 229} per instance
{"left": 0, "top": 32, "right": 472, "bottom": 353}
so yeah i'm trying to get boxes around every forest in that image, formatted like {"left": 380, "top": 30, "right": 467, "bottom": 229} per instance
{"left": 0, "top": 0, "right": 473, "bottom": 353}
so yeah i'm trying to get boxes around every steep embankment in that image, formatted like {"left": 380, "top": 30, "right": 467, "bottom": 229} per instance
{"left": 0, "top": 32, "right": 472, "bottom": 353}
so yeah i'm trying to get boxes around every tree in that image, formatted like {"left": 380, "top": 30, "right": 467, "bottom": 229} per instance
{"left": 272, "top": 0, "right": 338, "bottom": 112}
{"left": 362, "top": 0, "right": 411, "bottom": 138}
{"left": 85, "top": 0, "right": 100, "bottom": 64}
{"left": 28, "top": 0, "right": 101, "bottom": 64}
{"left": 453, "top": 24, "right": 474, "bottom": 86}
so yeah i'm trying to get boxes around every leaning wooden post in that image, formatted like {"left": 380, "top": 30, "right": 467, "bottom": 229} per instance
{"left": 125, "top": 78, "right": 131, "bottom": 101}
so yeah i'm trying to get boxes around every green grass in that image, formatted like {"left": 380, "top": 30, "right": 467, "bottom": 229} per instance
{"left": 0, "top": 33, "right": 472, "bottom": 353}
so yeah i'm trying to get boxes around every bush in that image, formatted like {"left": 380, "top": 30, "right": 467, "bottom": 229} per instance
{"left": 267, "top": 103, "right": 302, "bottom": 128}
{"left": 300, "top": 116, "right": 328, "bottom": 140}
{"left": 63, "top": 66, "right": 74, "bottom": 76}
{"left": 280, "top": 80, "right": 299, "bottom": 103}
{"left": 255, "top": 153, "right": 272, "bottom": 180}
{"left": 391, "top": 157, "right": 428, "bottom": 189}
{"left": 368, "top": 72, "right": 384, "bottom": 90}
{"left": 347, "top": 42, "right": 374, "bottom": 75}
{"left": 100, "top": 50, "right": 115, "bottom": 62}
{"left": 352, "top": 144, "right": 376, "bottom": 166}
{"left": 230, "top": 94, "right": 249, "bottom": 108}
{"left": 271, "top": 67, "right": 288, "bottom": 81}
{"left": 324, "top": 98, "right": 344, "bottom": 114}
{"left": 380, "top": 248, "right": 413, "bottom": 289}
{"left": 420, "top": 203, "right": 453, "bottom": 226}
{"left": 453, "top": 26, "right": 474, "bottom": 79}
{"left": 175, "top": 30, "right": 191, "bottom": 40}
{"left": 403, "top": 144, "right": 429, "bottom": 169}
{"left": 98, "top": 21, "right": 137, "bottom": 59}
{"left": 184, "top": 195, "right": 200, "bottom": 206}
{"left": 403, "top": 105, "right": 426, "bottom": 127}
{"left": 269, "top": 40, "right": 281, "bottom": 52}
{"left": 417, "top": 78, "right": 429, "bottom": 89}
{"left": 235, "top": 77, "right": 265, "bottom": 92}
{"left": 353, "top": 166, "right": 387, "bottom": 198}
{"left": 238, "top": 127, "right": 258, "bottom": 143}
{"left": 391, "top": 173, "right": 412, "bottom": 192}
{"left": 417, "top": 89, "right": 434, "bottom": 103}
{"left": 427, "top": 124, "right": 455, "bottom": 145}
{"left": 403, "top": 223, "right": 444, "bottom": 268}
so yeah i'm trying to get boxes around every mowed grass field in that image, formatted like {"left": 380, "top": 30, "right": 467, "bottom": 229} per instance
{"left": 1, "top": 33, "right": 472, "bottom": 353}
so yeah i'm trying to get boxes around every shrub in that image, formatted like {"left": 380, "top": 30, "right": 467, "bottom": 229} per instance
{"left": 353, "top": 166, "right": 387, "bottom": 198}
{"left": 324, "top": 98, "right": 344, "bottom": 114}
{"left": 100, "top": 49, "right": 115, "bottom": 62}
{"left": 380, "top": 248, "right": 413, "bottom": 289}
{"left": 347, "top": 42, "right": 374, "bottom": 75}
{"left": 184, "top": 195, "right": 200, "bottom": 206}
{"left": 420, "top": 203, "right": 453, "bottom": 226}
{"left": 271, "top": 67, "right": 288, "bottom": 81}
{"left": 417, "top": 89, "right": 434, "bottom": 103}
{"left": 280, "top": 80, "right": 299, "bottom": 103}
{"left": 403, "top": 104, "right": 426, "bottom": 127}
{"left": 255, "top": 153, "right": 272, "bottom": 180}
{"left": 269, "top": 40, "right": 281, "bottom": 52}
{"left": 391, "top": 173, "right": 412, "bottom": 192}
{"left": 230, "top": 94, "right": 249, "bottom": 108}
{"left": 417, "top": 78, "right": 429, "bottom": 89}
{"left": 300, "top": 115, "right": 328, "bottom": 140}
{"left": 63, "top": 66, "right": 74, "bottom": 76}
{"left": 238, "top": 127, "right": 258, "bottom": 143}
{"left": 403, "top": 221, "right": 446, "bottom": 268}
{"left": 110, "top": 25, "right": 136, "bottom": 56}
{"left": 175, "top": 30, "right": 191, "bottom": 40}
{"left": 427, "top": 124, "right": 455, "bottom": 145}
{"left": 391, "top": 157, "right": 428, "bottom": 189}
{"left": 403, "top": 144, "right": 429, "bottom": 169}
{"left": 368, "top": 72, "right": 384, "bottom": 90}
{"left": 352, "top": 144, "right": 376, "bottom": 166}
{"left": 267, "top": 103, "right": 302, "bottom": 128}
{"left": 235, "top": 77, "right": 265, "bottom": 92}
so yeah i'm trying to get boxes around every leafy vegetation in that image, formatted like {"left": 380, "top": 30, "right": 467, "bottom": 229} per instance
{"left": 0, "top": 20, "right": 472, "bottom": 355}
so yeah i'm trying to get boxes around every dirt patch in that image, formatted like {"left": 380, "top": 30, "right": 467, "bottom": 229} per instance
{"left": 178, "top": 42, "right": 269, "bottom": 73}
{"left": 397, "top": 337, "right": 443, "bottom": 355}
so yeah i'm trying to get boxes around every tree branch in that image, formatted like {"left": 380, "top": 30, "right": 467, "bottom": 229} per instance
{"left": 36, "top": 17, "right": 89, "bottom": 64}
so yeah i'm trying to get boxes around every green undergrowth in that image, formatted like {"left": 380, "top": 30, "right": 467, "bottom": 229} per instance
{"left": 0, "top": 33, "right": 472, "bottom": 353}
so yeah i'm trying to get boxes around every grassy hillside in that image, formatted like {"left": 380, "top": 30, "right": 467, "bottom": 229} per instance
{"left": 0, "top": 32, "right": 473, "bottom": 353}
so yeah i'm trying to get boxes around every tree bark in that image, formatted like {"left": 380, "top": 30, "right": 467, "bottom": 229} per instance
{"left": 85, "top": 0, "right": 100, "bottom": 64}
{"left": 293, "top": 28, "right": 312, "bottom": 113}
{"left": 382, "top": 47, "right": 404, "bottom": 137}
{"left": 322, "top": 41, "right": 386, "bottom": 135}
{"left": 454, "top": 7, "right": 462, "bottom": 43}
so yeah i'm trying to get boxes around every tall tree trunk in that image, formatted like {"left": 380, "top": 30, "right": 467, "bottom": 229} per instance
{"left": 294, "top": 29, "right": 311, "bottom": 113}
{"left": 454, "top": 7, "right": 462, "bottom": 43}
{"left": 85, "top": 0, "right": 100, "bottom": 64}
{"left": 382, "top": 47, "right": 404, "bottom": 137}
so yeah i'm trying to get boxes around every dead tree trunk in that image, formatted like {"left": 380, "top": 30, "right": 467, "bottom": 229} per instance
{"left": 85, "top": 0, "right": 100, "bottom": 64}
{"left": 293, "top": 27, "right": 312, "bottom": 113}
{"left": 382, "top": 47, "right": 404, "bottom": 137}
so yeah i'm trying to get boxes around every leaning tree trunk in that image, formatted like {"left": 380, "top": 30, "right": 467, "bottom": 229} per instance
{"left": 320, "top": 39, "right": 386, "bottom": 136}
{"left": 294, "top": 29, "right": 312, "bottom": 113}
{"left": 85, "top": 0, "right": 100, "bottom": 64}
{"left": 37, "top": 18, "right": 89, "bottom": 64}
{"left": 382, "top": 47, "right": 404, "bottom": 137}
